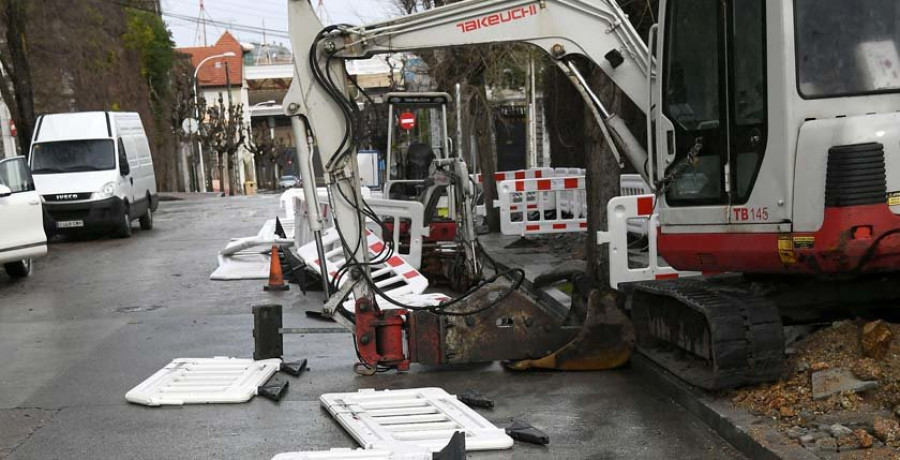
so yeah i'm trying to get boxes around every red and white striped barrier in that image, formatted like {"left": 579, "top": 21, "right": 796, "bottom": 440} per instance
{"left": 495, "top": 176, "right": 588, "bottom": 236}
{"left": 597, "top": 194, "right": 699, "bottom": 289}
{"left": 296, "top": 228, "right": 443, "bottom": 309}
{"left": 473, "top": 167, "right": 554, "bottom": 184}
{"left": 619, "top": 174, "right": 653, "bottom": 236}
{"left": 475, "top": 168, "right": 587, "bottom": 217}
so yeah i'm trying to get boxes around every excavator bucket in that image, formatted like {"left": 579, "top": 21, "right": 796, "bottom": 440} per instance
{"left": 406, "top": 283, "right": 635, "bottom": 370}
{"left": 507, "top": 290, "right": 634, "bottom": 371}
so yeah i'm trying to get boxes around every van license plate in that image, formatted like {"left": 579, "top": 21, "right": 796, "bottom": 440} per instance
{"left": 57, "top": 220, "right": 84, "bottom": 228}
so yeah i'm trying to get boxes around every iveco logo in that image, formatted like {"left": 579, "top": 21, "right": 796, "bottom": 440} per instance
{"left": 56, "top": 194, "right": 79, "bottom": 200}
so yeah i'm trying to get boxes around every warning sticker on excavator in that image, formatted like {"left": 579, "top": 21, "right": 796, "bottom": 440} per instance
{"left": 777, "top": 235, "right": 796, "bottom": 265}
{"left": 888, "top": 192, "right": 900, "bottom": 206}
{"left": 793, "top": 236, "right": 815, "bottom": 250}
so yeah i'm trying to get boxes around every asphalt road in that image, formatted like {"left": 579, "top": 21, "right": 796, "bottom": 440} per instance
{"left": 0, "top": 193, "right": 744, "bottom": 459}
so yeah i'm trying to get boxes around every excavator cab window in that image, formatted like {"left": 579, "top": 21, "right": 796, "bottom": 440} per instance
{"left": 662, "top": 0, "right": 767, "bottom": 207}
{"left": 663, "top": 0, "right": 726, "bottom": 206}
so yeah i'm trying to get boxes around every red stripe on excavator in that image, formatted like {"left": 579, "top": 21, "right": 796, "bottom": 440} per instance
{"left": 658, "top": 204, "right": 900, "bottom": 274}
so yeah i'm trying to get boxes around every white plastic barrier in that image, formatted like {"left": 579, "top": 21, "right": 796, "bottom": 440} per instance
{"left": 280, "top": 189, "right": 306, "bottom": 219}
{"left": 292, "top": 190, "right": 428, "bottom": 270}
{"left": 364, "top": 197, "right": 430, "bottom": 270}
{"left": 495, "top": 176, "right": 588, "bottom": 236}
{"left": 553, "top": 167, "right": 586, "bottom": 177}
{"left": 619, "top": 174, "right": 653, "bottom": 236}
{"left": 473, "top": 167, "right": 554, "bottom": 184}
{"left": 597, "top": 194, "right": 699, "bottom": 290}
{"left": 320, "top": 388, "right": 514, "bottom": 452}
{"left": 296, "top": 228, "right": 437, "bottom": 309}
{"left": 475, "top": 168, "right": 585, "bottom": 217}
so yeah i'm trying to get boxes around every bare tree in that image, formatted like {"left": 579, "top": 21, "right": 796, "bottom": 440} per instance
{"left": 170, "top": 70, "right": 196, "bottom": 192}
{"left": 0, "top": 0, "right": 35, "bottom": 156}
{"left": 582, "top": 1, "right": 658, "bottom": 287}
{"left": 203, "top": 94, "right": 246, "bottom": 195}
{"left": 246, "top": 122, "right": 283, "bottom": 189}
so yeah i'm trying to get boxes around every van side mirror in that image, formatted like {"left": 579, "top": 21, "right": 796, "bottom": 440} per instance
{"left": 120, "top": 159, "right": 130, "bottom": 176}
{"left": 0, "top": 184, "right": 12, "bottom": 197}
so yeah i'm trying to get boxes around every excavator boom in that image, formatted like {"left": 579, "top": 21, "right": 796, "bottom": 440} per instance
{"left": 282, "top": 0, "right": 648, "bottom": 374}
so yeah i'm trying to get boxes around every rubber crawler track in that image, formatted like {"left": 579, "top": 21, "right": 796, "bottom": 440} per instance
{"left": 626, "top": 278, "right": 785, "bottom": 390}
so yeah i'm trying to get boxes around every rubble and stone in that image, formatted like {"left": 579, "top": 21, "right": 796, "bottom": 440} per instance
{"left": 731, "top": 320, "right": 900, "bottom": 459}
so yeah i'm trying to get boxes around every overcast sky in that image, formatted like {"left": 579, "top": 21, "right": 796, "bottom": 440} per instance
{"left": 161, "top": 0, "right": 399, "bottom": 48}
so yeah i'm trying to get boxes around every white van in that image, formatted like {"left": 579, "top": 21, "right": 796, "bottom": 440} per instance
{"left": 28, "top": 112, "right": 158, "bottom": 238}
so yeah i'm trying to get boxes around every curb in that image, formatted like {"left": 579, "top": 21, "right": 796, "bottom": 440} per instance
{"left": 632, "top": 355, "right": 817, "bottom": 460}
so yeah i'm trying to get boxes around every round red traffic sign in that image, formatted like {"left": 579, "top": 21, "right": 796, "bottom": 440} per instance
{"left": 398, "top": 112, "right": 416, "bottom": 131}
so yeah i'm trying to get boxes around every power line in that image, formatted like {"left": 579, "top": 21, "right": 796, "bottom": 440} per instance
{"left": 96, "top": 0, "right": 292, "bottom": 39}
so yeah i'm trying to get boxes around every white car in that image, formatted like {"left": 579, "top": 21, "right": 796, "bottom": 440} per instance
{"left": 278, "top": 175, "right": 300, "bottom": 189}
{"left": 0, "top": 156, "right": 47, "bottom": 278}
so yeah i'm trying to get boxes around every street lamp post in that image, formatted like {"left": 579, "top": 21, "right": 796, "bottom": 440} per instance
{"left": 193, "top": 51, "right": 236, "bottom": 193}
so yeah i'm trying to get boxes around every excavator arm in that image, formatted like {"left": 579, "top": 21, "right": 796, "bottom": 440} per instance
{"left": 283, "top": 0, "right": 647, "bottom": 373}
{"left": 285, "top": 0, "right": 654, "bottom": 184}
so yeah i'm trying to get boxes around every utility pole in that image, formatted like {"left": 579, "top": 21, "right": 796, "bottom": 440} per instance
{"left": 194, "top": 0, "right": 208, "bottom": 47}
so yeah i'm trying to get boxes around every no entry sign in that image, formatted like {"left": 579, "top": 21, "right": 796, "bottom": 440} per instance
{"left": 398, "top": 112, "right": 416, "bottom": 131}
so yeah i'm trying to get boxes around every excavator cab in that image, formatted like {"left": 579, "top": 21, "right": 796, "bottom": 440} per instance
{"left": 384, "top": 92, "right": 452, "bottom": 210}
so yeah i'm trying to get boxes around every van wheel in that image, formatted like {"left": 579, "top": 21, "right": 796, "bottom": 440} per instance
{"left": 117, "top": 208, "right": 132, "bottom": 238}
{"left": 4, "top": 259, "right": 32, "bottom": 278}
{"left": 139, "top": 207, "right": 153, "bottom": 230}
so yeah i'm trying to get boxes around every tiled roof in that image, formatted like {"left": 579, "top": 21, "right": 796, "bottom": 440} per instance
{"left": 177, "top": 32, "right": 244, "bottom": 88}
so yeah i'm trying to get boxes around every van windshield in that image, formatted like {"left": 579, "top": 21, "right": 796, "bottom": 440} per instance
{"left": 31, "top": 140, "right": 116, "bottom": 174}
{"left": 796, "top": 0, "right": 900, "bottom": 98}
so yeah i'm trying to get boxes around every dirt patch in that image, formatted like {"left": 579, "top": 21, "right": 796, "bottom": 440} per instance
{"left": 732, "top": 320, "right": 900, "bottom": 457}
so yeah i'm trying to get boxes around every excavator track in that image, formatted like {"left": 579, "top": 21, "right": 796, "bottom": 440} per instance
{"left": 625, "top": 277, "right": 785, "bottom": 390}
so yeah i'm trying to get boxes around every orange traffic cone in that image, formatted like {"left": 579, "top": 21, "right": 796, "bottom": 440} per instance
{"left": 264, "top": 245, "right": 290, "bottom": 292}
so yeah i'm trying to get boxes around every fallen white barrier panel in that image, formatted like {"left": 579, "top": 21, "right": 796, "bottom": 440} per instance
{"left": 297, "top": 228, "right": 442, "bottom": 309}
{"left": 320, "top": 388, "right": 513, "bottom": 452}
{"left": 272, "top": 447, "right": 432, "bottom": 460}
{"left": 125, "top": 357, "right": 282, "bottom": 406}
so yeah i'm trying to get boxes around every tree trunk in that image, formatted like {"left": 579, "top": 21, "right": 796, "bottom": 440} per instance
{"left": 471, "top": 84, "right": 500, "bottom": 232}
{"left": 584, "top": 66, "right": 623, "bottom": 289}
{"left": 217, "top": 152, "right": 225, "bottom": 193}
{"left": 227, "top": 150, "right": 237, "bottom": 196}
{"left": 543, "top": 65, "right": 586, "bottom": 168}
{"left": 4, "top": 0, "right": 35, "bottom": 156}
